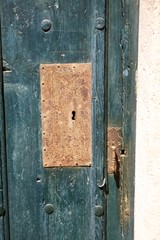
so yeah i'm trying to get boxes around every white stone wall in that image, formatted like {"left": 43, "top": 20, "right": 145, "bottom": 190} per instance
{"left": 135, "top": 0, "right": 160, "bottom": 239}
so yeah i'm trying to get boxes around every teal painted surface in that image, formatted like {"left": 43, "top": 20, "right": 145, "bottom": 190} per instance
{"left": 0, "top": 0, "right": 139, "bottom": 239}
{"left": 0, "top": 0, "right": 106, "bottom": 239}
{"left": 92, "top": 0, "right": 106, "bottom": 239}
{"left": 0, "top": 139, "right": 3, "bottom": 240}
{"left": 108, "top": 0, "right": 123, "bottom": 128}
{"left": 107, "top": 0, "right": 139, "bottom": 239}
{"left": 107, "top": 0, "right": 122, "bottom": 239}
{"left": 0, "top": 26, "right": 4, "bottom": 240}
{"left": 121, "top": 1, "right": 139, "bottom": 239}
{"left": 0, "top": 62, "right": 4, "bottom": 240}
{"left": 0, "top": 23, "right": 10, "bottom": 240}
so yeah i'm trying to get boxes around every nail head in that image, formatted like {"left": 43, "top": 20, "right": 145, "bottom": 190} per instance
{"left": 96, "top": 17, "right": 105, "bottom": 30}
{"left": 41, "top": 19, "right": 52, "bottom": 32}
{"left": 95, "top": 205, "right": 104, "bottom": 217}
{"left": 44, "top": 204, "right": 54, "bottom": 214}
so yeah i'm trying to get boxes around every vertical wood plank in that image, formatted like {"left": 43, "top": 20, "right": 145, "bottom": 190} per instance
{"left": 107, "top": 0, "right": 138, "bottom": 239}
{"left": 107, "top": 0, "right": 122, "bottom": 239}
{"left": 0, "top": 20, "right": 10, "bottom": 240}
{"left": 0, "top": 63, "right": 4, "bottom": 240}
{"left": 121, "top": 1, "right": 139, "bottom": 239}
{"left": 0, "top": 161, "right": 4, "bottom": 240}
{"left": 92, "top": 0, "right": 106, "bottom": 239}
{"left": 0, "top": 19, "right": 4, "bottom": 240}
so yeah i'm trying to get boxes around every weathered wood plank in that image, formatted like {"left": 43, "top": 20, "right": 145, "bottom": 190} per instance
{"left": 92, "top": 0, "right": 106, "bottom": 239}
{"left": 107, "top": 0, "right": 122, "bottom": 239}
{"left": 108, "top": 1, "right": 123, "bottom": 128}
{"left": 0, "top": 19, "right": 4, "bottom": 240}
{"left": 0, "top": 20, "right": 10, "bottom": 240}
{"left": 121, "top": 1, "right": 139, "bottom": 239}
{"left": 107, "top": 0, "right": 138, "bottom": 239}
{"left": 0, "top": 173, "right": 4, "bottom": 240}
{"left": 0, "top": 90, "right": 4, "bottom": 240}
{"left": 46, "top": 168, "right": 92, "bottom": 240}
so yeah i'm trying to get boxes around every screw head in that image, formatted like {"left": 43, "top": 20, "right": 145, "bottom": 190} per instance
{"left": 95, "top": 205, "right": 104, "bottom": 217}
{"left": 0, "top": 207, "right": 5, "bottom": 217}
{"left": 41, "top": 19, "right": 52, "bottom": 32}
{"left": 44, "top": 204, "right": 54, "bottom": 214}
{"left": 96, "top": 17, "right": 105, "bottom": 30}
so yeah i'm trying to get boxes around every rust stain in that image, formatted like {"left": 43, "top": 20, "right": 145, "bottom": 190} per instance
{"left": 40, "top": 63, "right": 92, "bottom": 167}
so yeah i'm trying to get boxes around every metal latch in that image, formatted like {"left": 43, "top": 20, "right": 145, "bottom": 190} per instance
{"left": 107, "top": 128, "right": 122, "bottom": 174}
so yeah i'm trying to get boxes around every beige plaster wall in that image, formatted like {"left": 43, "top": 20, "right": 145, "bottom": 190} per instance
{"left": 135, "top": 0, "right": 160, "bottom": 239}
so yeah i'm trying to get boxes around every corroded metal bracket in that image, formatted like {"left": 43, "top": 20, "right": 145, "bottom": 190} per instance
{"left": 107, "top": 128, "right": 122, "bottom": 174}
{"left": 40, "top": 63, "right": 92, "bottom": 167}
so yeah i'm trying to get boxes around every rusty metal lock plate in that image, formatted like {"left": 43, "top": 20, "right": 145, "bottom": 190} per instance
{"left": 40, "top": 63, "right": 92, "bottom": 167}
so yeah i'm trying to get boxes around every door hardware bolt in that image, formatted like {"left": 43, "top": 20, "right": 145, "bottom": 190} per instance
{"left": 95, "top": 205, "right": 104, "bottom": 217}
{"left": 41, "top": 19, "right": 52, "bottom": 32}
{"left": 44, "top": 204, "right": 54, "bottom": 214}
{"left": 96, "top": 17, "right": 105, "bottom": 30}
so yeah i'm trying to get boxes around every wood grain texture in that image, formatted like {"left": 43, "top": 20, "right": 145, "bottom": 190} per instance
{"left": 107, "top": 0, "right": 138, "bottom": 239}
{"left": 0, "top": 152, "right": 4, "bottom": 240}
{"left": 121, "top": 1, "right": 139, "bottom": 239}
{"left": 0, "top": 22, "right": 10, "bottom": 240}
{"left": 40, "top": 63, "right": 92, "bottom": 167}
{"left": 0, "top": 86, "right": 4, "bottom": 240}
{"left": 92, "top": 0, "right": 106, "bottom": 239}
{"left": 0, "top": 21, "right": 4, "bottom": 240}
{"left": 0, "top": 0, "right": 106, "bottom": 239}
{"left": 107, "top": 0, "right": 122, "bottom": 239}
{"left": 0, "top": 0, "right": 138, "bottom": 238}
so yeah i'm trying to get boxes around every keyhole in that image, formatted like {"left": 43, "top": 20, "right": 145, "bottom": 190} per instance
{"left": 72, "top": 111, "right": 76, "bottom": 120}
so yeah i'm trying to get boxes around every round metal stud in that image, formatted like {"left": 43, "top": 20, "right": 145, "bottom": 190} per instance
{"left": 95, "top": 205, "right": 104, "bottom": 217}
{"left": 44, "top": 204, "right": 54, "bottom": 214}
{"left": 41, "top": 19, "right": 52, "bottom": 32}
{"left": 0, "top": 207, "right": 5, "bottom": 217}
{"left": 96, "top": 17, "right": 105, "bottom": 30}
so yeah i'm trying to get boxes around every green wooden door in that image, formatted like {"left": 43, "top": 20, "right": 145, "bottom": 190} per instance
{"left": 0, "top": 0, "right": 138, "bottom": 239}
{"left": 0, "top": 0, "right": 106, "bottom": 239}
